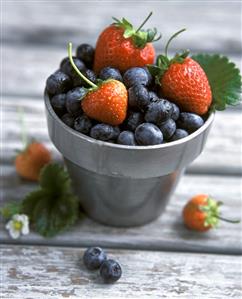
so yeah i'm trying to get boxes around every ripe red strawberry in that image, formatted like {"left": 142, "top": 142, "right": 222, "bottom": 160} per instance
{"left": 15, "top": 142, "right": 51, "bottom": 181}
{"left": 94, "top": 12, "right": 161, "bottom": 73}
{"left": 148, "top": 29, "right": 212, "bottom": 115}
{"left": 183, "top": 194, "right": 240, "bottom": 232}
{"left": 161, "top": 58, "right": 212, "bottom": 115}
{"left": 82, "top": 80, "right": 127, "bottom": 125}
{"left": 68, "top": 43, "right": 128, "bottom": 126}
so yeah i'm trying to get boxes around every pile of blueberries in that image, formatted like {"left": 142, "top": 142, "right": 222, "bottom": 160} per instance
{"left": 46, "top": 43, "right": 205, "bottom": 146}
{"left": 83, "top": 247, "right": 122, "bottom": 283}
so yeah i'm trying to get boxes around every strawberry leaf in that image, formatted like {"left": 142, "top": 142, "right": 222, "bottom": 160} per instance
{"left": 192, "top": 54, "right": 242, "bottom": 110}
{"left": 22, "top": 164, "right": 79, "bottom": 237}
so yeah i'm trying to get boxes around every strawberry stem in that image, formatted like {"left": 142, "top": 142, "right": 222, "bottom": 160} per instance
{"left": 136, "top": 12, "right": 153, "bottom": 33}
{"left": 18, "top": 107, "right": 28, "bottom": 149}
{"left": 164, "top": 28, "right": 186, "bottom": 57}
{"left": 215, "top": 215, "right": 240, "bottom": 224}
{"left": 68, "top": 42, "right": 97, "bottom": 89}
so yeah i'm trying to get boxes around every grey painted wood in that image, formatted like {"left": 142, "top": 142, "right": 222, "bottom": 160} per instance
{"left": 2, "top": 97, "right": 242, "bottom": 175}
{"left": 2, "top": 44, "right": 241, "bottom": 98}
{"left": 2, "top": 1, "right": 241, "bottom": 54}
{"left": 1, "top": 245, "right": 241, "bottom": 299}
{"left": 1, "top": 170, "right": 241, "bottom": 254}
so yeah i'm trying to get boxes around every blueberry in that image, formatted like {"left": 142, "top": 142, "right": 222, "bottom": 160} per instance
{"left": 135, "top": 123, "right": 163, "bottom": 145}
{"left": 123, "top": 67, "right": 152, "bottom": 88}
{"left": 112, "top": 126, "right": 121, "bottom": 140}
{"left": 46, "top": 71, "right": 72, "bottom": 95}
{"left": 128, "top": 84, "right": 150, "bottom": 111}
{"left": 177, "top": 112, "right": 204, "bottom": 133}
{"left": 61, "top": 113, "right": 74, "bottom": 128}
{"left": 117, "top": 131, "right": 136, "bottom": 145}
{"left": 61, "top": 57, "right": 86, "bottom": 79}
{"left": 76, "top": 44, "right": 95, "bottom": 68}
{"left": 83, "top": 247, "right": 107, "bottom": 270}
{"left": 51, "top": 93, "right": 66, "bottom": 114}
{"left": 90, "top": 124, "right": 117, "bottom": 141}
{"left": 73, "top": 69, "right": 97, "bottom": 87}
{"left": 145, "top": 100, "right": 173, "bottom": 125}
{"left": 159, "top": 119, "right": 176, "bottom": 140}
{"left": 125, "top": 111, "right": 144, "bottom": 132}
{"left": 99, "top": 67, "right": 123, "bottom": 82}
{"left": 60, "top": 56, "right": 69, "bottom": 69}
{"left": 66, "top": 87, "right": 86, "bottom": 116}
{"left": 100, "top": 259, "right": 122, "bottom": 283}
{"left": 170, "top": 129, "right": 189, "bottom": 141}
{"left": 74, "top": 115, "right": 92, "bottom": 135}
{"left": 149, "top": 91, "right": 159, "bottom": 102}
{"left": 171, "top": 103, "right": 180, "bottom": 121}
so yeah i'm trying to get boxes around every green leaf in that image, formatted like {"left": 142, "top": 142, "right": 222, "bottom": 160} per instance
{"left": 0, "top": 201, "right": 22, "bottom": 219}
{"left": 192, "top": 54, "right": 242, "bottom": 110}
{"left": 156, "top": 55, "right": 170, "bottom": 68}
{"left": 22, "top": 164, "right": 79, "bottom": 237}
{"left": 123, "top": 28, "right": 135, "bottom": 38}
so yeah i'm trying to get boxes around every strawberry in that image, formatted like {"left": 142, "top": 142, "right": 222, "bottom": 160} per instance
{"left": 68, "top": 43, "right": 128, "bottom": 125}
{"left": 183, "top": 194, "right": 240, "bottom": 232}
{"left": 15, "top": 142, "right": 51, "bottom": 181}
{"left": 94, "top": 12, "right": 161, "bottom": 73}
{"left": 148, "top": 29, "right": 212, "bottom": 115}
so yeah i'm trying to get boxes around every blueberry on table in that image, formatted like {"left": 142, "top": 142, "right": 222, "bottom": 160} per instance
{"left": 100, "top": 259, "right": 122, "bottom": 283}
{"left": 90, "top": 124, "right": 117, "bottom": 141}
{"left": 145, "top": 99, "right": 173, "bottom": 125}
{"left": 128, "top": 84, "right": 150, "bottom": 111}
{"left": 159, "top": 119, "right": 176, "bottom": 140}
{"left": 117, "top": 131, "right": 136, "bottom": 145}
{"left": 135, "top": 123, "right": 163, "bottom": 145}
{"left": 46, "top": 71, "right": 72, "bottom": 95}
{"left": 171, "top": 103, "right": 180, "bottom": 121}
{"left": 66, "top": 87, "right": 86, "bottom": 116}
{"left": 61, "top": 57, "right": 86, "bottom": 79}
{"left": 74, "top": 115, "right": 92, "bottom": 135}
{"left": 61, "top": 113, "right": 75, "bottom": 128}
{"left": 51, "top": 93, "right": 66, "bottom": 115}
{"left": 73, "top": 69, "right": 97, "bottom": 88}
{"left": 125, "top": 111, "right": 144, "bottom": 132}
{"left": 76, "top": 44, "right": 95, "bottom": 68}
{"left": 99, "top": 67, "right": 123, "bottom": 82}
{"left": 170, "top": 129, "right": 189, "bottom": 141}
{"left": 83, "top": 247, "right": 107, "bottom": 270}
{"left": 177, "top": 112, "right": 204, "bottom": 133}
{"left": 123, "top": 67, "right": 152, "bottom": 88}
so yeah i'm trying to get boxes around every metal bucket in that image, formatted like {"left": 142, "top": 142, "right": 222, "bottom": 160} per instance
{"left": 44, "top": 91, "right": 214, "bottom": 227}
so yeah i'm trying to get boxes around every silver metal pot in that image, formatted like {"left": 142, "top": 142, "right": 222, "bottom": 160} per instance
{"left": 44, "top": 91, "right": 214, "bottom": 227}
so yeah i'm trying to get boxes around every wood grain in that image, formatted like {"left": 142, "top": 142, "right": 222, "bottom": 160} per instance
{"left": 1, "top": 245, "right": 241, "bottom": 299}
{"left": 2, "top": 1, "right": 241, "bottom": 54}
{"left": 1, "top": 169, "right": 241, "bottom": 254}
{"left": 2, "top": 97, "right": 242, "bottom": 175}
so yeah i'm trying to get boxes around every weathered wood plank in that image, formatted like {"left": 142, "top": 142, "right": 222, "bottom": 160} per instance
{"left": 2, "top": 46, "right": 241, "bottom": 97}
{"left": 1, "top": 169, "right": 241, "bottom": 254}
{"left": 2, "top": 1, "right": 241, "bottom": 55}
{"left": 2, "top": 97, "right": 242, "bottom": 175}
{"left": 1, "top": 245, "right": 241, "bottom": 299}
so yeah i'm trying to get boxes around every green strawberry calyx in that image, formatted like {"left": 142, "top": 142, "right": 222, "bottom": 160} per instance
{"left": 148, "top": 28, "right": 189, "bottom": 84}
{"left": 199, "top": 197, "right": 240, "bottom": 228}
{"left": 112, "top": 12, "right": 161, "bottom": 48}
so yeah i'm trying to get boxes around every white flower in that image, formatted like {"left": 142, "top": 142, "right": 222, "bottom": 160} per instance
{"left": 5, "top": 214, "right": 29, "bottom": 239}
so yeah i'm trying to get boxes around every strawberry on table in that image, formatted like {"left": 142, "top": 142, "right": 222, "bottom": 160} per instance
{"left": 183, "top": 194, "right": 240, "bottom": 232}
{"left": 15, "top": 142, "right": 51, "bottom": 181}
{"left": 94, "top": 12, "right": 161, "bottom": 73}
{"left": 68, "top": 43, "right": 128, "bottom": 126}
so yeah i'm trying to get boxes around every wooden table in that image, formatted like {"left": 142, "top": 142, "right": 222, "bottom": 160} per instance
{"left": 1, "top": 1, "right": 242, "bottom": 298}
